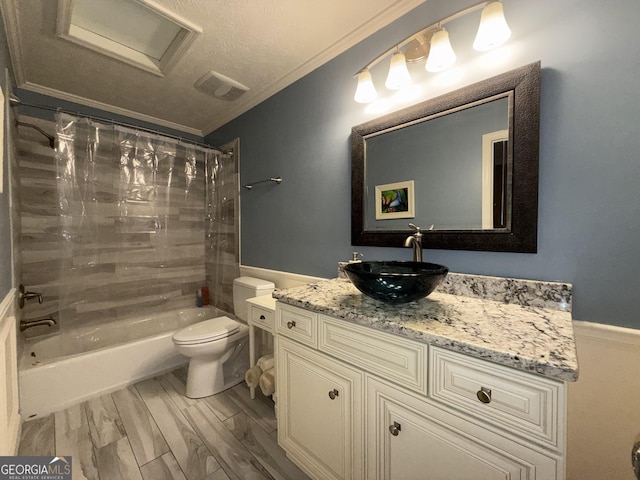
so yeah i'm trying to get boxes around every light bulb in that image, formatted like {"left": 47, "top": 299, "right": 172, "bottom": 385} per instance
{"left": 473, "top": 1, "right": 512, "bottom": 51}
{"left": 385, "top": 51, "right": 412, "bottom": 90}
{"left": 354, "top": 69, "right": 377, "bottom": 103}
{"left": 426, "top": 28, "right": 456, "bottom": 72}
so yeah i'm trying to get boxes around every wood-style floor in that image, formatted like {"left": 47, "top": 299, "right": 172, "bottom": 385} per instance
{"left": 17, "top": 368, "right": 311, "bottom": 480}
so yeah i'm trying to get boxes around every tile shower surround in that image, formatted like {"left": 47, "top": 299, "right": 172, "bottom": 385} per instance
{"left": 16, "top": 116, "right": 237, "bottom": 335}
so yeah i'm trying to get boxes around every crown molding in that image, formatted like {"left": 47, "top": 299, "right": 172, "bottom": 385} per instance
{"left": 202, "top": 0, "right": 426, "bottom": 134}
{"left": 18, "top": 81, "right": 204, "bottom": 137}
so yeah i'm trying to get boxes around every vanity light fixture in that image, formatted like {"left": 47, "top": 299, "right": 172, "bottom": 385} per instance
{"left": 473, "top": 1, "right": 511, "bottom": 51}
{"left": 425, "top": 27, "right": 456, "bottom": 72}
{"left": 385, "top": 49, "right": 412, "bottom": 89}
{"left": 354, "top": 69, "right": 378, "bottom": 103}
{"left": 353, "top": 0, "right": 511, "bottom": 103}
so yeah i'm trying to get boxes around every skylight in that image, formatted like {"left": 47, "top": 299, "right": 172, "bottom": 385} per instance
{"left": 56, "top": 0, "right": 201, "bottom": 76}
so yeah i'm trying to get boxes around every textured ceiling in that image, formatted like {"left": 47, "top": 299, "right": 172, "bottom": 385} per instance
{"left": 1, "top": 0, "right": 424, "bottom": 135}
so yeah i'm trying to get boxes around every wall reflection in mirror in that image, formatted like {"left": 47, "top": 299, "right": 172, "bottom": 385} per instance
{"left": 364, "top": 95, "right": 510, "bottom": 231}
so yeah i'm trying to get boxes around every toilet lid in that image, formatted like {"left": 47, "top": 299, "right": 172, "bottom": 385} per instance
{"left": 172, "top": 316, "right": 241, "bottom": 345}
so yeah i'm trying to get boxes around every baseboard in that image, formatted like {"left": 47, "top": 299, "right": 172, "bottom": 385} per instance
{"left": 573, "top": 319, "right": 640, "bottom": 348}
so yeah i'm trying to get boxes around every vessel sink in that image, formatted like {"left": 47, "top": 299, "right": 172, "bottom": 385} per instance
{"left": 344, "top": 261, "right": 449, "bottom": 304}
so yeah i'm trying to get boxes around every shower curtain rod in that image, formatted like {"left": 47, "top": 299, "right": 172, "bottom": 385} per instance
{"left": 9, "top": 95, "right": 226, "bottom": 154}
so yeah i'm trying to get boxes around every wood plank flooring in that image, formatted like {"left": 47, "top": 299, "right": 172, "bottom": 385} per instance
{"left": 18, "top": 369, "right": 310, "bottom": 480}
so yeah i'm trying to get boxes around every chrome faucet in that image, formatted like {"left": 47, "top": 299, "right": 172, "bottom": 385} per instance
{"left": 403, "top": 223, "right": 433, "bottom": 262}
{"left": 20, "top": 316, "right": 57, "bottom": 332}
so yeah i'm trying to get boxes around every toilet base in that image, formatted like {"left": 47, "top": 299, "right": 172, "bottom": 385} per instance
{"left": 184, "top": 338, "right": 249, "bottom": 398}
{"left": 185, "top": 362, "right": 245, "bottom": 398}
{"left": 186, "top": 357, "right": 225, "bottom": 398}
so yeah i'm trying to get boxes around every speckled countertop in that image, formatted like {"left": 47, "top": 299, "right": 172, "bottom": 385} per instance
{"left": 273, "top": 277, "right": 578, "bottom": 382}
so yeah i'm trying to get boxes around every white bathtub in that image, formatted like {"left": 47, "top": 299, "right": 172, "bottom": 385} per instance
{"left": 19, "top": 306, "right": 235, "bottom": 418}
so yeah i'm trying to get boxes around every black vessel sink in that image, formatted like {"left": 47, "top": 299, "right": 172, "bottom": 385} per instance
{"left": 344, "top": 261, "right": 449, "bottom": 304}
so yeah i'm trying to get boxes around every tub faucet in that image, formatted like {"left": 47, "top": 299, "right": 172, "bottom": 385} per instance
{"left": 20, "top": 317, "right": 57, "bottom": 332}
{"left": 403, "top": 223, "right": 434, "bottom": 262}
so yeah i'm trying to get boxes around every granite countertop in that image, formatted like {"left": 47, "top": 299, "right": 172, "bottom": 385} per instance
{"left": 273, "top": 278, "right": 579, "bottom": 382}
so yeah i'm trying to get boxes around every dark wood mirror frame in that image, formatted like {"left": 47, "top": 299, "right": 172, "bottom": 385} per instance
{"left": 351, "top": 61, "right": 541, "bottom": 253}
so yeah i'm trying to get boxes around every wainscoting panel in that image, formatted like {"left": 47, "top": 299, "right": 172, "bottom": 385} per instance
{"left": 0, "top": 288, "right": 20, "bottom": 455}
{"left": 567, "top": 320, "right": 640, "bottom": 480}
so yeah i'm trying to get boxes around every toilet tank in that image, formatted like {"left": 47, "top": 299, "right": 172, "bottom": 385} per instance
{"left": 233, "top": 276, "right": 275, "bottom": 321}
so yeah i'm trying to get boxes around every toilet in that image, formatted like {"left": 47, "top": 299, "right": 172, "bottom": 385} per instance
{"left": 173, "top": 276, "right": 275, "bottom": 398}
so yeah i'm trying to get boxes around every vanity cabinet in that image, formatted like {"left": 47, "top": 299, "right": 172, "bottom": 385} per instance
{"left": 275, "top": 302, "right": 567, "bottom": 480}
{"left": 276, "top": 336, "right": 364, "bottom": 480}
{"left": 367, "top": 375, "right": 558, "bottom": 479}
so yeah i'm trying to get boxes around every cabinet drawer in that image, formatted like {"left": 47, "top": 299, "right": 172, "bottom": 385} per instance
{"left": 429, "top": 346, "right": 563, "bottom": 450}
{"left": 276, "top": 303, "right": 317, "bottom": 348}
{"left": 319, "top": 315, "right": 427, "bottom": 395}
{"left": 250, "top": 306, "right": 275, "bottom": 332}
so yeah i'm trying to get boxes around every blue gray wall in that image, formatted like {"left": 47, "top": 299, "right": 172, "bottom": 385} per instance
{"left": 0, "top": 17, "right": 13, "bottom": 300}
{"left": 206, "top": 0, "right": 640, "bottom": 329}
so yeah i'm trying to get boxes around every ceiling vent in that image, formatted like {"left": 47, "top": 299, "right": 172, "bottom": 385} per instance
{"left": 56, "top": 0, "right": 202, "bottom": 77}
{"left": 195, "top": 71, "right": 249, "bottom": 102}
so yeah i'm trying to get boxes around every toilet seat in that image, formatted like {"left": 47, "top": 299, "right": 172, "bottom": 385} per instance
{"left": 173, "top": 316, "right": 241, "bottom": 345}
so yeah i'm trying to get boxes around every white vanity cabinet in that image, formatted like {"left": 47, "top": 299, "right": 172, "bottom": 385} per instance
{"left": 367, "top": 375, "right": 558, "bottom": 479}
{"left": 275, "top": 302, "right": 567, "bottom": 480}
{"left": 277, "top": 335, "right": 364, "bottom": 480}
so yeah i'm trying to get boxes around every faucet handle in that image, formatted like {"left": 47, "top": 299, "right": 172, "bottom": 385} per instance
{"left": 18, "top": 284, "right": 44, "bottom": 309}
{"left": 408, "top": 223, "right": 435, "bottom": 233}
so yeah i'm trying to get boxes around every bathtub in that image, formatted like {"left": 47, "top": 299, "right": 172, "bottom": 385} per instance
{"left": 19, "top": 306, "right": 240, "bottom": 419}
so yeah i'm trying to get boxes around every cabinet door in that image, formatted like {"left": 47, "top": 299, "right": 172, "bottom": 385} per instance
{"left": 277, "top": 336, "right": 364, "bottom": 480}
{"left": 367, "top": 376, "right": 560, "bottom": 480}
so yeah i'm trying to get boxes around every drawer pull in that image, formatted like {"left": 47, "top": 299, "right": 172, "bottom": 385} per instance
{"left": 328, "top": 389, "right": 339, "bottom": 400}
{"left": 477, "top": 387, "right": 492, "bottom": 404}
{"left": 389, "top": 422, "right": 402, "bottom": 436}
{"left": 287, "top": 320, "right": 296, "bottom": 329}
{"left": 259, "top": 315, "right": 266, "bottom": 320}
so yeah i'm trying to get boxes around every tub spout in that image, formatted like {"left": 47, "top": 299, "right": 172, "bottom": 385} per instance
{"left": 20, "top": 317, "right": 57, "bottom": 332}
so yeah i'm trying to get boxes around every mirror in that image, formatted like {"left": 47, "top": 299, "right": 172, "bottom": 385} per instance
{"left": 351, "top": 61, "right": 540, "bottom": 252}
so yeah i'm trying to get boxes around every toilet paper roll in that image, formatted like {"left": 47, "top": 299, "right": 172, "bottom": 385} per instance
{"left": 259, "top": 367, "right": 276, "bottom": 397}
{"left": 244, "top": 365, "right": 263, "bottom": 388}
{"left": 257, "top": 353, "right": 274, "bottom": 372}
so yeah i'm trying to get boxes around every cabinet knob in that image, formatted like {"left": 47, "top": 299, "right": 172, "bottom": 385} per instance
{"left": 286, "top": 320, "right": 296, "bottom": 329}
{"left": 260, "top": 314, "right": 266, "bottom": 320}
{"left": 476, "top": 386, "right": 492, "bottom": 404}
{"left": 389, "top": 421, "right": 402, "bottom": 436}
{"left": 328, "top": 389, "right": 339, "bottom": 400}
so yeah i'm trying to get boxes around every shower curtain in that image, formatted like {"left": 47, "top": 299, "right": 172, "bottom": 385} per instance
{"left": 54, "top": 112, "right": 239, "bottom": 329}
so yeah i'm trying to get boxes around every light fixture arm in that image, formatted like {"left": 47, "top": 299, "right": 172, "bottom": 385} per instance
{"left": 354, "top": 0, "right": 493, "bottom": 77}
